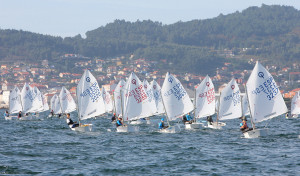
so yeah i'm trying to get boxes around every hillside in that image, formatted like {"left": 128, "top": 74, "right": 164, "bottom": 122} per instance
{"left": 0, "top": 4, "right": 299, "bottom": 74}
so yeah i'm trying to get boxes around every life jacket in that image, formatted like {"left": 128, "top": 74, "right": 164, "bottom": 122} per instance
{"left": 159, "top": 122, "right": 164, "bottom": 129}
{"left": 241, "top": 120, "right": 248, "bottom": 129}
{"left": 116, "top": 120, "right": 122, "bottom": 127}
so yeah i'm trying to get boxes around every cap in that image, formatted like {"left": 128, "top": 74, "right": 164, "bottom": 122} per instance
{"left": 161, "top": 118, "right": 164, "bottom": 121}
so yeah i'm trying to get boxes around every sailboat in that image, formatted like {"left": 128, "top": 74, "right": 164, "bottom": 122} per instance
{"left": 74, "top": 70, "right": 106, "bottom": 132}
{"left": 6, "top": 86, "right": 22, "bottom": 120}
{"left": 212, "top": 78, "right": 242, "bottom": 129}
{"left": 52, "top": 94, "right": 62, "bottom": 116}
{"left": 41, "top": 94, "right": 50, "bottom": 112}
{"left": 129, "top": 79, "right": 157, "bottom": 125}
{"left": 150, "top": 80, "right": 165, "bottom": 115}
{"left": 291, "top": 91, "right": 300, "bottom": 118}
{"left": 244, "top": 61, "right": 288, "bottom": 138}
{"left": 20, "top": 83, "right": 43, "bottom": 120}
{"left": 117, "top": 73, "right": 154, "bottom": 132}
{"left": 191, "top": 75, "right": 215, "bottom": 129}
{"left": 113, "top": 79, "right": 125, "bottom": 117}
{"left": 160, "top": 72, "right": 194, "bottom": 133}
{"left": 59, "top": 86, "right": 76, "bottom": 114}
{"left": 102, "top": 87, "right": 113, "bottom": 113}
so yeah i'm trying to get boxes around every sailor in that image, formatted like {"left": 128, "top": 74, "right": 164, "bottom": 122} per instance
{"left": 50, "top": 110, "right": 54, "bottom": 117}
{"left": 186, "top": 113, "right": 193, "bottom": 123}
{"left": 66, "top": 113, "right": 79, "bottom": 128}
{"left": 111, "top": 113, "right": 117, "bottom": 122}
{"left": 182, "top": 115, "right": 188, "bottom": 124}
{"left": 159, "top": 118, "right": 169, "bottom": 129}
{"left": 285, "top": 112, "right": 289, "bottom": 119}
{"left": 18, "top": 111, "right": 22, "bottom": 119}
{"left": 240, "top": 116, "right": 251, "bottom": 133}
{"left": 207, "top": 116, "right": 213, "bottom": 125}
{"left": 4, "top": 110, "right": 9, "bottom": 117}
{"left": 116, "top": 117, "right": 123, "bottom": 127}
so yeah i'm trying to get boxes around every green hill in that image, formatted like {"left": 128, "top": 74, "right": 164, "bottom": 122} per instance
{"left": 0, "top": 4, "right": 299, "bottom": 74}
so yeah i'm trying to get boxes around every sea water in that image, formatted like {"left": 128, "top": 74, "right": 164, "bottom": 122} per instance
{"left": 0, "top": 109, "right": 299, "bottom": 175}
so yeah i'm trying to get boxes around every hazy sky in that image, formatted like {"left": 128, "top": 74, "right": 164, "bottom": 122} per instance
{"left": 0, "top": 0, "right": 299, "bottom": 38}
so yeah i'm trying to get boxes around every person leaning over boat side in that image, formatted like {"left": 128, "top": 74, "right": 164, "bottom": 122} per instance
{"left": 111, "top": 113, "right": 117, "bottom": 122}
{"left": 18, "top": 111, "right": 22, "bottom": 119}
{"left": 159, "top": 118, "right": 169, "bottom": 129}
{"left": 66, "top": 113, "right": 79, "bottom": 128}
{"left": 240, "top": 117, "right": 252, "bottom": 133}
{"left": 4, "top": 110, "right": 9, "bottom": 118}
{"left": 186, "top": 113, "right": 193, "bottom": 124}
{"left": 285, "top": 112, "right": 289, "bottom": 119}
{"left": 207, "top": 116, "right": 213, "bottom": 125}
{"left": 116, "top": 117, "right": 123, "bottom": 127}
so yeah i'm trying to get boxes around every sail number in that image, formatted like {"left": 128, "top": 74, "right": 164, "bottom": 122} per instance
{"left": 223, "top": 90, "right": 241, "bottom": 106}
{"left": 251, "top": 76, "right": 279, "bottom": 101}
{"left": 164, "top": 83, "right": 186, "bottom": 101}
{"left": 198, "top": 87, "right": 215, "bottom": 104}
{"left": 80, "top": 82, "right": 101, "bottom": 102}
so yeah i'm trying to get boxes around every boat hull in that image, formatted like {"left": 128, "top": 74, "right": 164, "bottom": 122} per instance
{"left": 129, "top": 119, "right": 146, "bottom": 125}
{"left": 116, "top": 125, "right": 139, "bottom": 132}
{"left": 185, "top": 123, "right": 204, "bottom": 129}
{"left": 160, "top": 125, "right": 181, "bottom": 133}
{"left": 243, "top": 128, "right": 268, "bottom": 138}
{"left": 5, "top": 116, "right": 18, "bottom": 120}
{"left": 71, "top": 124, "right": 93, "bottom": 132}
{"left": 206, "top": 122, "right": 226, "bottom": 129}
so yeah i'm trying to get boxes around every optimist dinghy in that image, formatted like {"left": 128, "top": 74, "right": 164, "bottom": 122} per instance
{"left": 71, "top": 70, "right": 106, "bottom": 132}
{"left": 243, "top": 61, "right": 288, "bottom": 138}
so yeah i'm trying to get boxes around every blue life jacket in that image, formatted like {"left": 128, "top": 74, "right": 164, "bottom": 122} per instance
{"left": 117, "top": 120, "right": 122, "bottom": 126}
{"left": 240, "top": 122, "right": 243, "bottom": 127}
{"left": 186, "top": 115, "right": 192, "bottom": 121}
{"left": 159, "top": 122, "right": 164, "bottom": 129}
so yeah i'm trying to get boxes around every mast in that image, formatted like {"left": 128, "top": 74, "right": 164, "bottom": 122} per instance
{"left": 193, "top": 87, "right": 197, "bottom": 123}
{"left": 160, "top": 90, "right": 170, "bottom": 127}
{"left": 245, "top": 85, "right": 255, "bottom": 129}
{"left": 76, "top": 88, "right": 81, "bottom": 126}
{"left": 120, "top": 89, "right": 124, "bottom": 124}
{"left": 216, "top": 92, "right": 221, "bottom": 125}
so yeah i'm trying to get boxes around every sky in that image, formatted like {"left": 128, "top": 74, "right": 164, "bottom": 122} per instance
{"left": 0, "top": 0, "right": 300, "bottom": 38}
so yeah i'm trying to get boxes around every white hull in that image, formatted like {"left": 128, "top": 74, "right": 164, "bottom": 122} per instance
{"left": 70, "top": 124, "right": 93, "bottom": 132}
{"left": 159, "top": 125, "right": 181, "bottom": 133}
{"left": 19, "top": 115, "right": 42, "bottom": 121}
{"left": 4, "top": 116, "right": 18, "bottom": 120}
{"left": 116, "top": 125, "right": 139, "bottom": 132}
{"left": 129, "top": 119, "right": 147, "bottom": 125}
{"left": 185, "top": 123, "right": 204, "bottom": 129}
{"left": 206, "top": 122, "right": 226, "bottom": 129}
{"left": 243, "top": 128, "right": 268, "bottom": 138}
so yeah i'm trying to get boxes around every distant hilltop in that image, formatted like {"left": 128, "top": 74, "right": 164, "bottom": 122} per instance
{"left": 0, "top": 4, "right": 299, "bottom": 74}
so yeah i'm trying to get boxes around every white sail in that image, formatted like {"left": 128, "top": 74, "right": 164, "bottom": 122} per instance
{"left": 195, "top": 75, "right": 216, "bottom": 118}
{"left": 102, "top": 87, "right": 113, "bottom": 113}
{"left": 53, "top": 94, "right": 62, "bottom": 114}
{"left": 242, "top": 93, "right": 250, "bottom": 116}
{"left": 77, "top": 70, "right": 106, "bottom": 120}
{"left": 42, "top": 94, "right": 49, "bottom": 112}
{"left": 150, "top": 80, "right": 165, "bottom": 115}
{"left": 143, "top": 79, "right": 157, "bottom": 115}
{"left": 122, "top": 73, "right": 155, "bottom": 120}
{"left": 246, "top": 61, "right": 288, "bottom": 123}
{"left": 161, "top": 72, "right": 194, "bottom": 121}
{"left": 20, "top": 83, "right": 35, "bottom": 113}
{"left": 113, "top": 79, "right": 125, "bottom": 116}
{"left": 218, "top": 79, "right": 242, "bottom": 120}
{"left": 59, "top": 86, "right": 76, "bottom": 113}
{"left": 32, "top": 86, "right": 44, "bottom": 112}
{"left": 9, "top": 86, "right": 22, "bottom": 114}
{"left": 291, "top": 91, "right": 300, "bottom": 115}
{"left": 50, "top": 95, "right": 56, "bottom": 112}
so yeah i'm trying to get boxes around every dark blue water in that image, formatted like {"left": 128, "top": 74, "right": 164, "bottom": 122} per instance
{"left": 0, "top": 109, "right": 299, "bottom": 175}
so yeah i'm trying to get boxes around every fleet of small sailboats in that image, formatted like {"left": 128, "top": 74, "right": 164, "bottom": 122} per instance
{"left": 2, "top": 61, "right": 297, "bottom": 138}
